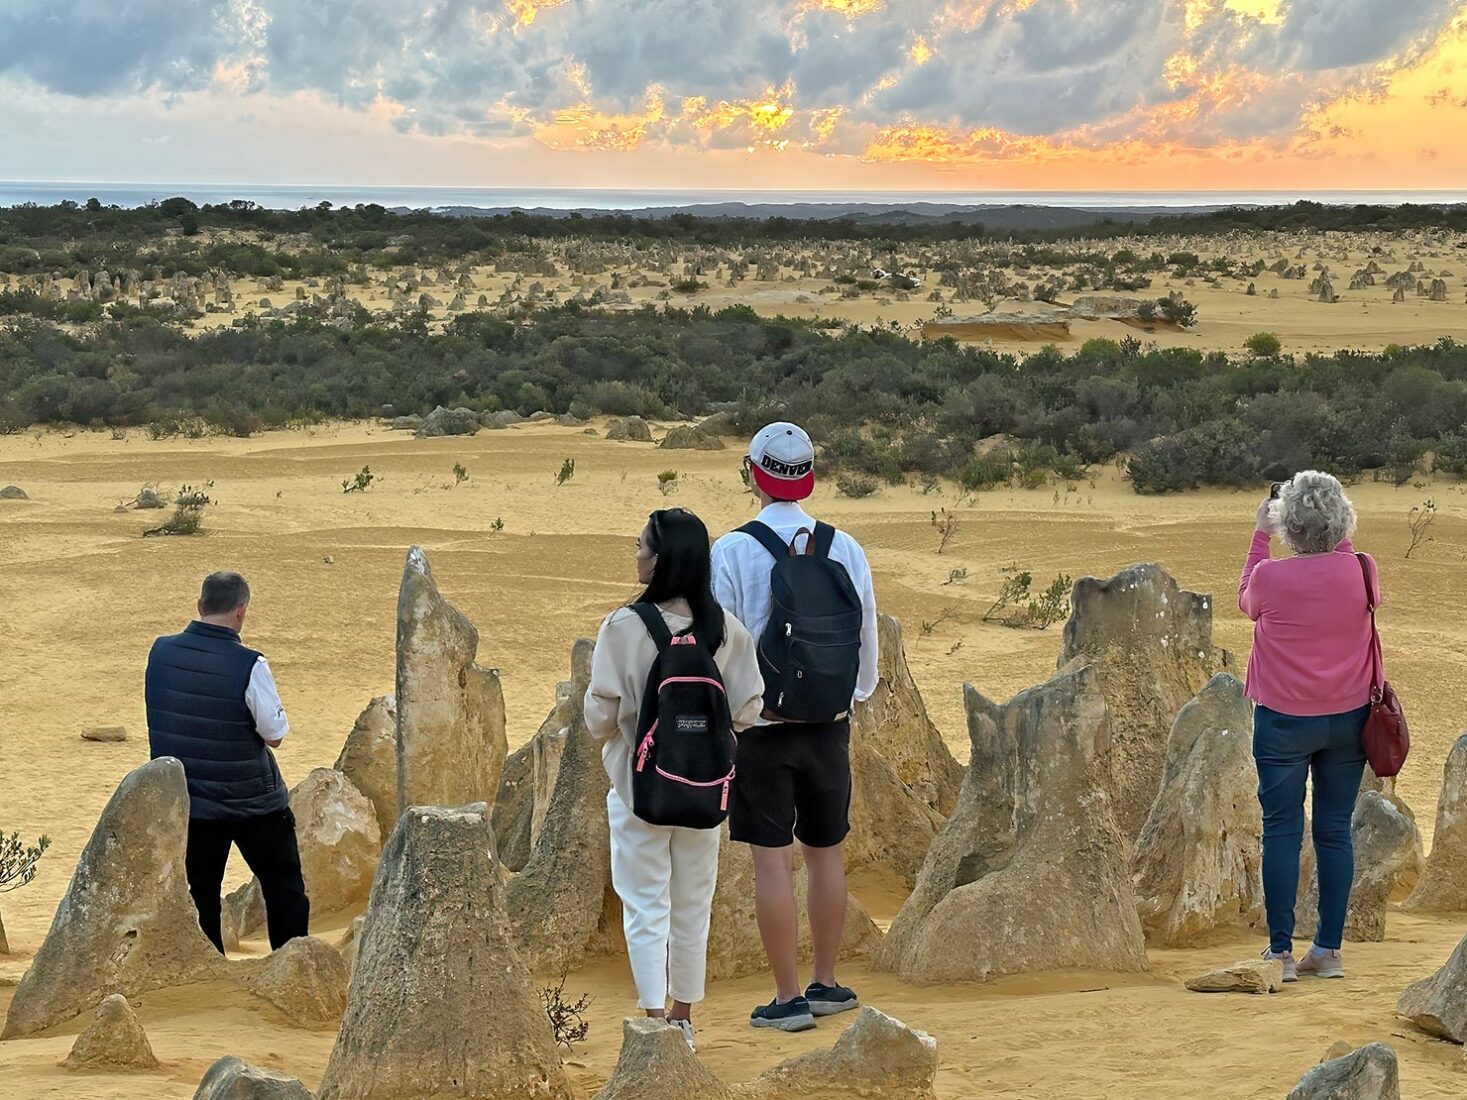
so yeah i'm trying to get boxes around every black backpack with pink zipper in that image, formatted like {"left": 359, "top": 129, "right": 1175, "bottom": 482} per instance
{"left": 627, "top": 603, "right": 736, "bottom": 829}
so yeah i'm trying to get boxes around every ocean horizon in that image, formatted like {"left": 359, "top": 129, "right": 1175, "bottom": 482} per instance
{"left": 4, "top": 181, "right": 1467, "bottom": 213}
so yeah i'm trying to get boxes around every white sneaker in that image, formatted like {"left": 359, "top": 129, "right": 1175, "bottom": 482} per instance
{"left": 671, "top": 1018, "right": 696, "bottom": 1052}
{"left": 1297, "top": 946, "right": 1344, "bottom": 979}
{"left": 1262, "top": 946, "right": 1298, "bottom": 983}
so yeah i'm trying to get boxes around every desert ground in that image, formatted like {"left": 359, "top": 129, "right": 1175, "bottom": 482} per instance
{"left": 17, "top": 223, "right": 1467, "bottom": 358}
{"left": 2, "top": 419, "right": 1466, "bottom": 1097}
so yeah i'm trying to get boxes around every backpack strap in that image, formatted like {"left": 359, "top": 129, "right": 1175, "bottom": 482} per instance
{"left": 736, "top": 521, "right": 793, "bottom": 561}
{"left": 812, "top": 521, "right": 837, "bottom": 560}
{"left": 628, "top": 603, "right": 675, "bottom": 653}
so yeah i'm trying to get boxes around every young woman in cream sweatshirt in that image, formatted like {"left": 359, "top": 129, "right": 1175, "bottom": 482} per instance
{"left": 584, "top": 508, "right": 764, "bottom": 1051}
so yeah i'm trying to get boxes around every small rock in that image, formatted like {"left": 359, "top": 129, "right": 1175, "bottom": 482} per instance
{"left": 62, "top": 994, "right": 160, "bottom": 1070}
{"left": 1185, "top": 958, "right": 1283, "bottom": 994}
{"left": 389, "top": 415, "right": 422, "bottom": 431}
{"left": 193, "top": 1056, "right": 317, "bottom": 1099}
{"left": 247, "top": 936, "right": 349, "bottom": 1028}
{"left": 414, "top": 406, "right": 479, "bottom": 438}
{"left": 134, "top": 487, "right": 166, "bottom": 509}
{"left": 659, "top": 425, "right": 726, "bottom": 451}
{"left": 606, "top": 416, "right": 653, "bottom": 443}
{"left": 744, "top": 1007, "right": 939, "bottom": 1099}
{"left": 0, "top": 485, "right": 28, "bottom": 500}
{"left": 593, "top": 1016, "right": 732, "bottom": 1100}
{"left": 81, "top": 725, "right": 128, "bottom": 742}
{"left": 323, "top": 555, "right": 334, "bottom": 565}
{"left": 1286, "top": 1042, "right": 1399, "bottom": 1100}
{"left": 556, "top": 413, "right": 586, "bottom": 427}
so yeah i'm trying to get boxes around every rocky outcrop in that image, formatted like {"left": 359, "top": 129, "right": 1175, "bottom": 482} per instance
{"left": 505, "top": 640, "right": 623, "bottom": 971}
{"left": 318, "top": 803, "right": 573, "bottom": 1100}
{"left": 247, "top": 936, "right": 349, "bottom": 1028}
{"left": 606, "top": 416, "right": 654, "bottom": 443}
{"left": 843, "top": 615, "right": 957, "bottom": 886}
{"left": 62, "top": 994, "right": 160, "bottom": 1070}
{"left": 2, "top": 758, "right": 225, "bottom": 1039}
{"left": 707, "top": 830, "right": 882, "bottom": 981}
{"left": 1296, "top": 791, "right": 1417, "bottom": 943}
{"left": 493, "top": 680, "right": 573, "bottom": 872}
{"left": 660, "top": 425, "right": 726, "bottom": 450}
{"left": 1184, "top": 959, "right": 1282, "bottom": 994}
{"left": 395, "top": 547, "right": 507, "bottom": 814}
{"left": 492, "top": 738, "right": 537, "bottom": 873}
{"left": 334, "top": 695, "right": 398, "bottom": 838}
{"left": 1132, "top": 673, "right": 1262, "bottom": 945}
{"left": 225, "top": 769, "right": 381, "bottom": 943}
{"left": 734, "top": 1008, "right": 938, "bottom": 1100}
{"left": 852, "top": 614, "right": 963, "bottom": 816}
{"left": 413, "top": 406, "right": 479, "bottom": 438}
{"left": 1057, "top": 564, "right": 1232, "bottom": 840}
{"left": 1397, "top": 930, "right": 1467, "bottom": 1042}
{"left": 1286, "top": 1043, "right": 1400, "bottom": 1100}
{"left": 1404, "top": 732, "right": 1467, "bottom": 912}
{"left": 194, "top": 1057, "right": 317, "bottom": 1100}
{"left": 878, "top": 667, "right": 1147, "bottom": 984}
{"left": 594, "top": 1017, "right": 734, "bottom": 1100}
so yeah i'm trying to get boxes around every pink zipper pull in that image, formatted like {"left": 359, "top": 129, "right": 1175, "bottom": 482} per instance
{"left": 721, "top": 766, "right": 734, "bottom": 811}
{"left": 636, "top": 730, "right": 654, "bottom": 772}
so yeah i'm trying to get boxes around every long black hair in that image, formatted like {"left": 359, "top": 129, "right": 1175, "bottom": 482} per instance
{"left": 636, "top": 508, "right": 726, "bottom": 652}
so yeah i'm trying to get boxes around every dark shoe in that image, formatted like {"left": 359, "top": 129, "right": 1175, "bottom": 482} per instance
{"left": 804, "top": 981, "right": 860, "bottom": 1017}
{"left": 750, "top": 996, "right": 816, "bottom": 1032}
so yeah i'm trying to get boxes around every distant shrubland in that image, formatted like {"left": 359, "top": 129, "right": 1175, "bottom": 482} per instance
{"left": 3, "top": 304, "right": 1467, "bottom": 493}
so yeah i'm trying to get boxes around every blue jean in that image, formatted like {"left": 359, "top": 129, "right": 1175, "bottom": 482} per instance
{"left": 1253, "top": 703, "right": 1369, "bottom": 954}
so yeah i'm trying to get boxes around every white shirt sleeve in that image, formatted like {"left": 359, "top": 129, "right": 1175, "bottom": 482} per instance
{"left": 246, "top": 657, "right": 289, "bottom": 744}
{"left": 850, "top": 546, "right": 880, "bottom": 703}
{"left": 711, "top": 538, "right": 742, "bottom": 623}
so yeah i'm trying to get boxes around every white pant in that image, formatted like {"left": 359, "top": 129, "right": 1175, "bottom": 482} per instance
{"left": 607, "top": 789, "right": 722, "bottom": 1010}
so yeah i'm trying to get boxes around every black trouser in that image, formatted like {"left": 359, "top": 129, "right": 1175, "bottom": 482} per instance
{"left": 186, "top": 809, "right": 310, "bottom": 953}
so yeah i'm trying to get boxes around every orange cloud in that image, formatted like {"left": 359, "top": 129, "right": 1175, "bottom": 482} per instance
{"left": 505, "top": 0, "right": 567, "bottom": 27}
{"left": 805, "top": 0, "right": 886, "bottom": 15}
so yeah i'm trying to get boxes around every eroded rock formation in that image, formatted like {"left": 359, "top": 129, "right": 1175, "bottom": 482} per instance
{"left": 1057, "top": 564, "right": 1232, "bottom": 840}
{"left": 396, "top": 547, "right": 507, "bottom": 814}
{"left": 879, "top": 666, "right": 1147, "bottom": 984}
{"left": 247, "top": 936, "right": 350, "bottom": 1028}
{"left": 62, "top": 994, "right": 160, "bottom": 1071}
{"left": 194, "top": 1056, "right": 317, "bottom": 1100}
{"left": 594, "top": 1017, "right": 734, "bottom": 1100}
{"left": 318, "top": 803, "right": 573, "bottom": 1100}
{"left": 1132, "top": 673, "right": 1262, "bottom": 944}
{"left": 3, "top": 758, "right": 224, "bottom": 1039}
{"left": 733, "top": 1007, "right": 939, "bottom": 1100}
{"left": 1286, "top": 1043, "right": 1400, "bottom": 1100}
{"left": 225, "top": 769, "right": 381, "bottom": 945}
{"left": 1397, "top": 930, "right": 1467, "bottom": 1043}
{"left": 334, "top": 695, "right": 398, "bottom": 838}
{"left": 1404, "top": 732, "right": 1467, "bottom": 912}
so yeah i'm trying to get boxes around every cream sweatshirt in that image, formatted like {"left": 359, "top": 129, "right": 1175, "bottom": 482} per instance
{"left": 584, "top": 603, "right": 765, "bottom": 811}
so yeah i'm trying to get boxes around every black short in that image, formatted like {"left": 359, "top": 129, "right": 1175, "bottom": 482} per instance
{"left": 729, "top": 718, "right": 851, "bottom": 849}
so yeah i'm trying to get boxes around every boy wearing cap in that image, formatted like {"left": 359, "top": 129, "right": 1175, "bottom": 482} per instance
{"left": 711, "top": 422, "right": 879, "bottom": 1032}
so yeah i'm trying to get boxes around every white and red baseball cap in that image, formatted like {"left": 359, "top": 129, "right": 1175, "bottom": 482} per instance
{"left": 748, "top": 422, "right": 815, "bottom": 501}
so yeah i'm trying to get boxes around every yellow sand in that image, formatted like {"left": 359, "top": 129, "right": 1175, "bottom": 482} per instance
{"left": 2, "top": 422, "right": 1466, "bottom": 1097}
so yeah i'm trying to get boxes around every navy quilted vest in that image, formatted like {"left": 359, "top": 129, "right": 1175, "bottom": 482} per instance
{"left": 145, "top": 621, "right": 288, "bottom": 820}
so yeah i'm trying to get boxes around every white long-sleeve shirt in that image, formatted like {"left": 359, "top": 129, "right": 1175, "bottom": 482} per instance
{"left": 245, "top": 657, "right": 290, "bottom": 744}
{"left": 584, "top": 604, "right": 765, "bottom": 809}
{"left": 710, "top": 501, "right": 879, "bottom": 725}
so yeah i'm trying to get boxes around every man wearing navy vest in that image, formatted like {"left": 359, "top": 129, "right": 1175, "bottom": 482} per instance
{"left": 146, "top": 571, "right": 309, "bottom": 953}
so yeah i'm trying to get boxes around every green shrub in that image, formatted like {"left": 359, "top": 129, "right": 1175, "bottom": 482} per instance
{"left": 1245, "top": 332, "right": 1282, "bottom": 357}
{"left": 836, "top": 473, "right": 879, "bottom": 498}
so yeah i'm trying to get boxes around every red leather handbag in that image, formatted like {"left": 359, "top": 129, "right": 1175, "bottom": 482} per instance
{"left": 1358, "top": 553, "right": 1409, "bottom": 777}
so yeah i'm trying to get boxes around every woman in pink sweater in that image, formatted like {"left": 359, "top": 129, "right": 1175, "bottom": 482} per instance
{"left": 1240, "top": 471, "right": 1379, "bottom": 983}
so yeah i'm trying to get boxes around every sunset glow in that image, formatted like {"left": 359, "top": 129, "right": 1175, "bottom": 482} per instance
{"left": 3, "top": 0, "right": 1465, "bottom": 189}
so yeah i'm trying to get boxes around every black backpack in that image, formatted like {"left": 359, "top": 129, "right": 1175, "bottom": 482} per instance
{"left": 628, "top": 603, "right": 737, "bottom": 829}
{"left": 736, "top": 521, "right": 863, "bottom": 723}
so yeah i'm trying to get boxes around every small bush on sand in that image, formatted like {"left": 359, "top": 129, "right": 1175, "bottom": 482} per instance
{"left": 143, "top": 481, "right": 213, "bottom": 537}
{"left": 540, "top": 971, "right": 592, "bottom": 1054}
{"left": 342, "top": 466, "right": 375, "bottom": 493}
{"left": 657, "top": 470, "right": 679, "bottom": 496}
{"left": 984, "top": 565, "right": 1073, "bottom": 629}
{"left": 836, "top": 473, "right": 879, "bottom": 499}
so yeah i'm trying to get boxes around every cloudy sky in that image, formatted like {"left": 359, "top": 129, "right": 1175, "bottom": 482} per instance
{"left": 4, "top": 0, "right": 1467, "bottom": 190}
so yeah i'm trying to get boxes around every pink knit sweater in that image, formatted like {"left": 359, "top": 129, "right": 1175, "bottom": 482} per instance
{"left": 1238, "top": 531, "right": 1381, "bottom": 717}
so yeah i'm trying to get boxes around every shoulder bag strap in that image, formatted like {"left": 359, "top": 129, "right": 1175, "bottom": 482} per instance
{"left": 1357, "top": 553, "right": 1384, "bottom": 701}
{"left": 628, "top": 602, "right": 675, "bottom": 653}
{"left": 736, "top": 521, "right": 794, "bottom": 561}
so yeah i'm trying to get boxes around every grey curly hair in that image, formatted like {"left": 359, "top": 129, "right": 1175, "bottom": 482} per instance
{"left": 1272, "top": 471, "right": 1356, "bottom": 554}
